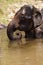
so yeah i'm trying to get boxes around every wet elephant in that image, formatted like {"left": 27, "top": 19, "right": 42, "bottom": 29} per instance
{"left": 7, "top": 5, "right": 42, "bottom": 40}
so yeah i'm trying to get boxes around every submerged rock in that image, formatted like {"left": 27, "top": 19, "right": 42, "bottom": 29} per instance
{"left": 0, "top": 24, "right": 7, "bottom": 29}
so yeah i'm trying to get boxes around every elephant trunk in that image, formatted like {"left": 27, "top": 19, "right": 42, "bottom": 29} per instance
{"left": 7, "top": 23, "right": 22, "bottom": 40}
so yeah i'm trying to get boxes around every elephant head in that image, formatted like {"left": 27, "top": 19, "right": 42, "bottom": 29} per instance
{"left": 7, "top": 5, "right": 42, "bottom": 40}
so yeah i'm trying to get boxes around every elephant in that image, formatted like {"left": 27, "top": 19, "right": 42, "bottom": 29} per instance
{"left": 7, "top": 5, "right": 42, "bottom": 40}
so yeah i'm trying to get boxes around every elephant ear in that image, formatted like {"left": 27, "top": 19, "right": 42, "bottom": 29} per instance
{"left": 33, "top": 6, "right": 42, "bottom": 18}
{"left": 34, "top": 11, "right": 42, "bottom": 19}
{"left": 33, "top": 7, "right": 42, "bottom": 28}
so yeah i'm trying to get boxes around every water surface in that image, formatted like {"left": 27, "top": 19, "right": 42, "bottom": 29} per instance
{"left": 0, "top": 29, "right": 43, "bottom": 65}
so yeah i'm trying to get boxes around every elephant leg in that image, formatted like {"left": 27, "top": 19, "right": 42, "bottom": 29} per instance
{"left": 25, "top": 30, "right": 36, "bottom": 39}
{"left": 7, "top": 23, "right": 22, "bottom": 40}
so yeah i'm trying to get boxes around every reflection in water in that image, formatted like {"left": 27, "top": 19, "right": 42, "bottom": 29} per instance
{"left": 0, "top": 29, "right": 43, "bottom": 65}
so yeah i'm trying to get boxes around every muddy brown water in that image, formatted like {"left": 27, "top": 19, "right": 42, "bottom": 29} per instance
{"left": 0, "top": 29, "right": 43, "bottom": 65}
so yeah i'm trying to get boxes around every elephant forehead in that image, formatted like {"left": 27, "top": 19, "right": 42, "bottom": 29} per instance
{"left": 22, "top": 5, "right": 33, "bottom": 15}
{"left": 28, "top": 5, "right": 33, "bottom": 9}
{"left": 22, "top": 8, "right": 26, "bottom": 14}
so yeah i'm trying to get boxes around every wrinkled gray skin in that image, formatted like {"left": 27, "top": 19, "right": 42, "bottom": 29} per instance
{"left": 7, "top": 5, "right": 42, "bottom": 40}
